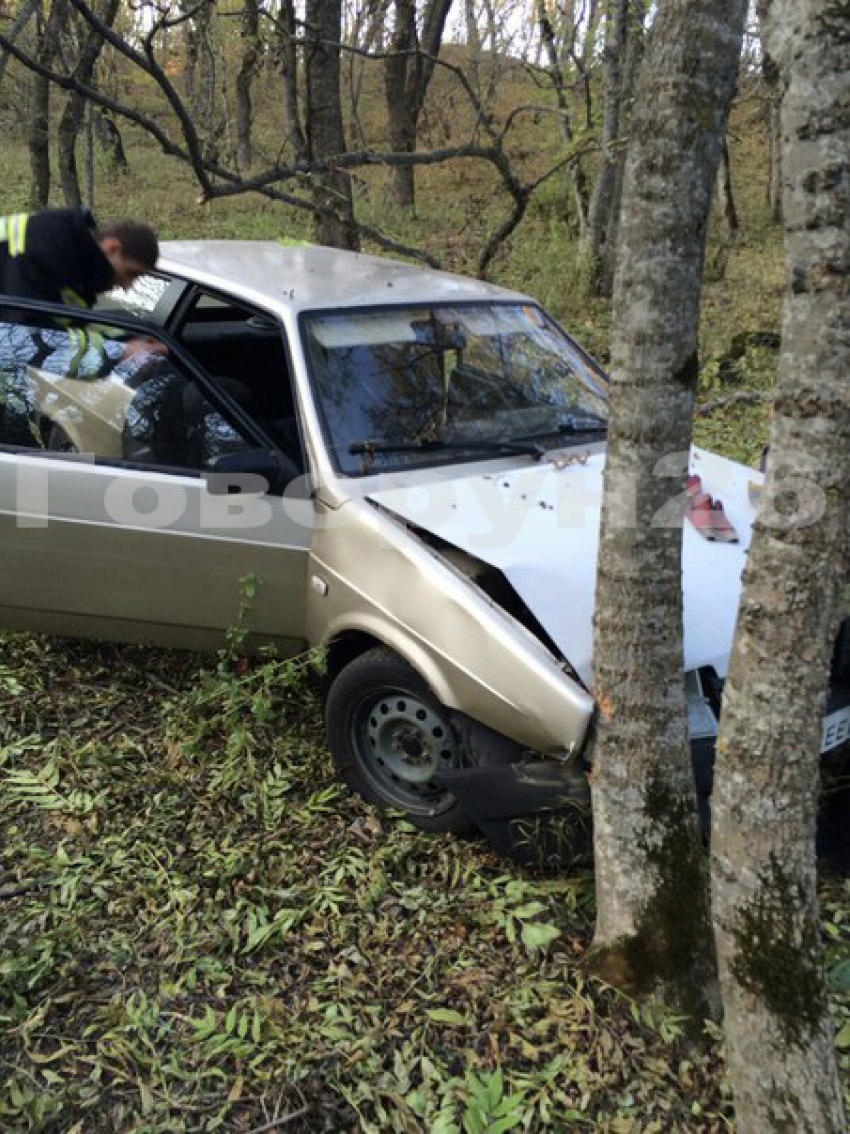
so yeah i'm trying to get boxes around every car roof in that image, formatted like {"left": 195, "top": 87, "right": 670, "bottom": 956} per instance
{"left": 158, "top": 240, "right": 528, "bottom": 314}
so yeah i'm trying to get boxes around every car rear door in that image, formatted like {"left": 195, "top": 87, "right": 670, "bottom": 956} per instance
{"left": 0, "top": 300, "right": 312, "bottom": 653}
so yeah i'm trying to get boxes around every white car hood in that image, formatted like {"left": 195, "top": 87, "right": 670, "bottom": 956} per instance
{"left": 367, "top": 447, "right": 760, "bottom": 685}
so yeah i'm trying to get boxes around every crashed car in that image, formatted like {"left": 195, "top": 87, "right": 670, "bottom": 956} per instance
{"left": 0, "top": 241, "right": 847, "bottom": 848}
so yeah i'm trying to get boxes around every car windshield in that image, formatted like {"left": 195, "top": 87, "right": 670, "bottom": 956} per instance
{"left": 302, "top": 302, "right": 608, "bottom": 475}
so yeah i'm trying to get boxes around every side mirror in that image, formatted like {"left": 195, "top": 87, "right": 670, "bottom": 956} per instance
{"left": 204, "top": 448, "right": 300, "bottom": 496}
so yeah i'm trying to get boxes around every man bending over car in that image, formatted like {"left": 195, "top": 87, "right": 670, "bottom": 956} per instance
{"left": 0, "top": 206, "right": 164, "bottom": 372}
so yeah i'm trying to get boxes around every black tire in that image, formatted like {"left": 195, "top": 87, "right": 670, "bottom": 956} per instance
{"left": 325, "top": 647, "right": 476, "bottom": 833}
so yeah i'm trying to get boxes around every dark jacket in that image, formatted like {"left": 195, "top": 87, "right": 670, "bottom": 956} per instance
{"left": 0, "top": 207, "right": 115, "bottom": 311}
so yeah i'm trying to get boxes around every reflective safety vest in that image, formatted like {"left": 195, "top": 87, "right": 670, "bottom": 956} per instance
{"left": 0, "top": 212, "right": 29, "bottom": 257}
{"left": 0, "top": 211, "right": 122, "bottom": 378}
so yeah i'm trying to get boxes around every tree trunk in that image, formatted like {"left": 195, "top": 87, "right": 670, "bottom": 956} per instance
{"left": 28, "top": 0, "right": 67, "bottom": 209}
{"left": 277, "top": 0, "right": 307, "bottom": 162}
{"left": 235, "top": 0, "right": 260, "bottom": 171}
{"left": 582, "top": 0, "right": 629, "bottom": 294}
{"left": 92, "top": 110, "right": 129, "bottom": 173}
{"left": 757, "top": 0, "right": 783, "bottom": 223}
{"left": 710, "top": 136, "right": 738, "bottom": 279}
{"left": 304, "top": 0, "right": 359, "bottom": 249}
{"left": 383, "top": 0, "right": 453, "bottom": 214}
{"left": 384, "top": 0, "right": 417, "bottom": 211}
{"left": 594, "top": 2, "right": 646, "bottom": 292}
{"left": 57, "top": 0, "right": 120, "bottom": 208}
{"left": 536, "top": 0, "right": 590, "bottom": 239}
{"left": 588, "top": 0, "right": 747, "bottom": 1011}
{"left": 83, "top": 101, "right": 95, "bottom": 207}
{"left": 710, "top": 1, "right": 849, "bottom": 1128}
{"left": 28, "top": 71, "right": 50, "bottom": 209}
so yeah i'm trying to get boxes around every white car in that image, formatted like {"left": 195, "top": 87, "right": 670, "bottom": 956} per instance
{"left": 0, "top": 242, "right": 846, "bottom": 848}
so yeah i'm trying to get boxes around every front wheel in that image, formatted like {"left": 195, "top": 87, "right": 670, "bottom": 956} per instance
{"left": 325, "top": 647, "right": 475, "bottom": 833}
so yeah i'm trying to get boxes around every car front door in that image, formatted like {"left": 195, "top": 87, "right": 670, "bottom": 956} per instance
{"left": 0, "top": 300, "right": 312, "bottom": 652}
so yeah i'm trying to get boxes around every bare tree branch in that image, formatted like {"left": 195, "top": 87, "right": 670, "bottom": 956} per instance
{"left": 2, "top": 0, "right": 586, "bottom": 277}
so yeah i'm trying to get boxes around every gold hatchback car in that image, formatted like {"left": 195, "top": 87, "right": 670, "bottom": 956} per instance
{"left": 1, "top": 242, "right": 847, "bottom": 847}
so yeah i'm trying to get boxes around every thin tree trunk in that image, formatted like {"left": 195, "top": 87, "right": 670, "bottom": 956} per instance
{"left": 710, "top": 1, "right": 849, "bottom": 1128}
{"left": 757, "top": 0, "right": 783, "bottom": 223}
{"left": 92, "top": 110, "right": 129, "bottom": 173}
{"left": 304, "top": 0, "right": 359, "bottom": 249}
{"left": 29, "top": 71, "right": 50, "bottom": 209}
{"left": 767, "top": 94, "right": 782, "bottom": 222}
{"left": 464, "top": 0, "right": 480, "bottom": 92}
{"left": 383, "top": 0, "right": 453, "bottom": 214}
{"left": 57, "top": 0, "right": 120, "bottom": 208}
{"left": 597, "top": 0, "right": 647, "bottom": 292}
{"left": 589, "top": 0, "right": 747, "bottom": 1011}
{"left": 235, "top": 0, "right": 260, "bottom": 171}
{"left": 582, "top": 0, "right": 629, "bottom": 294}
{"left": 84, "top": 101, "right": 95, "bottom": 206}
{"left": 710, "top": 135, "right": 739, "bottom": 279}
{"left": 384, "top": 0, "right": 417, "bottom": 211}
{"left": 536, "top": 0, "right": 590, "bottom": 239}
{"left": 28, "top": 0, "right": 67, "bottom": 209}
{"left": 277, "top": 0, "right": 307, "bottom": 161}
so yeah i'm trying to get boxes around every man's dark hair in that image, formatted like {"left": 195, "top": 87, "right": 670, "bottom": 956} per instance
{"left": 98, "top": 219, "right": 159, "bottom": 268}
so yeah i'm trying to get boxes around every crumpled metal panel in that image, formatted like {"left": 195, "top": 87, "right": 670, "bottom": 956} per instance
{"left": 367, "top": 446, "right": 761, "bottom": 686}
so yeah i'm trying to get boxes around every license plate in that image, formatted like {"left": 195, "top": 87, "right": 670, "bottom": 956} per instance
{"left": 822, "top": 704, "right": 850, "bottom": 753}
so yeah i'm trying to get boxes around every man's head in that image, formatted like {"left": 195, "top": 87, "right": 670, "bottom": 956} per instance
{"left": 96, "top": 220, "right": 159, "bottom": 289}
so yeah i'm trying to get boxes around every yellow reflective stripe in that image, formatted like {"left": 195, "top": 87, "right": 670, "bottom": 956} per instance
{"left": 15, "top": 213, "right": 28, "bottom": 255}
{"left": 59, "top": 286, "right": 88, "bottom": 309}
{"left": 5, "top": 213, "right": 29, "bottom": 256}
{"left": 66, "top": 328, "right": 88, "bottom": 376}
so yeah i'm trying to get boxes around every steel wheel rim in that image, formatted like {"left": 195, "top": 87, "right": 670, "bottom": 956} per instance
{"left": 353, "top": 686, "right": 460, "bottom": 815}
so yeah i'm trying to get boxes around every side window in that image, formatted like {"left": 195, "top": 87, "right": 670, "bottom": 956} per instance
{"left": 176, "top": 290, "right": 304, "bottom": 472}
{"left": 0, "top": 311, "right": 255, "bottom": 472}
{"left": 98, "top": 273, "right": 172, "bottom": 318}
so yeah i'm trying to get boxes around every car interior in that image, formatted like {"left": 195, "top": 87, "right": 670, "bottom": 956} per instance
{"left": 0, "top": 280, "right": 306, "bottom": 483}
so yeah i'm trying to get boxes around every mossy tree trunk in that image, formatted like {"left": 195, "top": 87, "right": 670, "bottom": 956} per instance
{"left": 589, "top": 0, "right": 747, "bottom": 1011}
{"left": 710, "top": 1, "right": 848, "bottom": 1128}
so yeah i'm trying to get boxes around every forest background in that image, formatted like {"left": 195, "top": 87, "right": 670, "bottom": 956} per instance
{"left": 0, "top": 1, "right": 846, "bottom": 1131}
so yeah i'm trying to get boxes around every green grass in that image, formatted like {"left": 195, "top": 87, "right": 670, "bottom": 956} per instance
{"left": 1, "top": 634, "right": 847, "bottom": 1131}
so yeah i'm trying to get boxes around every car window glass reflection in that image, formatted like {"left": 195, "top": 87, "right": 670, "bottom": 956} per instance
{"left": 0, "top": 315, "right": 253, "bottom": 470}
{"left": 304, "top": 303, "right": 608, "bottom": 475}
{"left": 99, "top": 273, "right": 170, "bottom": 317}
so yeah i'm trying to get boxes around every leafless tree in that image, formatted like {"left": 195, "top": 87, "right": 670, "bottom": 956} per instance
{"left": 0, "top": 0, "right": 591, "bottom": 273}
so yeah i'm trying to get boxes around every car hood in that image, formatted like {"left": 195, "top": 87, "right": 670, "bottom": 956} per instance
{"left": 366, "top": 447, "right": 760, "bottom": 686}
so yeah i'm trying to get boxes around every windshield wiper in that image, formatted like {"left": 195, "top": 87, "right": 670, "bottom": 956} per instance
{"left": 349, "top": 437, "right": 547, "bottom": 460}
{"left": 517, "top": 412, "right": 607, "bottom": 439}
